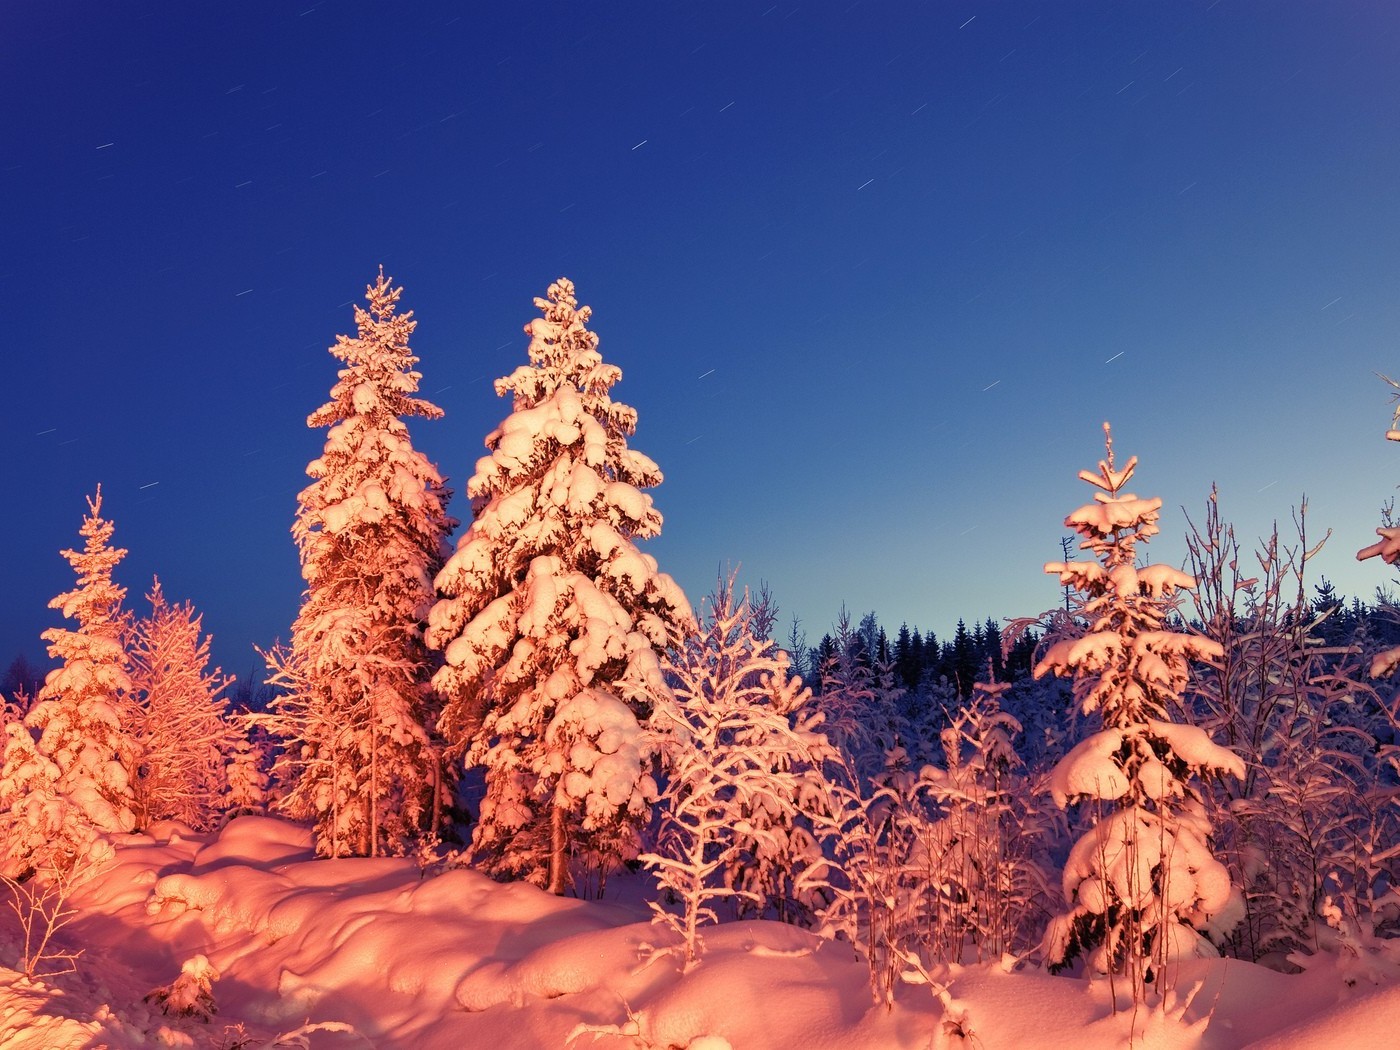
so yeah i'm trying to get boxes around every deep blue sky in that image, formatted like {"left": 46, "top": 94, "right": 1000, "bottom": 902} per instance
{"left": 5, "top": 2, "right": 1400, "bottom": 682}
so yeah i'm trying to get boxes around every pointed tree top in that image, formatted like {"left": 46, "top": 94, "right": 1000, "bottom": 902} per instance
{"left": 1077, "top": 422, "right": 1138, "bottom": 498}
{"left": 363, "top": 265, "right": 405, "bottom": 325}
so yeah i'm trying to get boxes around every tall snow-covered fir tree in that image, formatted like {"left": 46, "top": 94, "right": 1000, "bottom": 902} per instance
{"left": 1035, "top": 425, "right": 1243, "bottom": 998}
{"left": 125, "top": 579, "right": 240, "bottom": 831}
{"left": 428, "top": 277, "right": 692, "bottom": 894}
{"left": 268, "top": 269, "right": 455, "bottom": 858}
{"left": 0, "top": 488, "right": 136, "bottom": 876}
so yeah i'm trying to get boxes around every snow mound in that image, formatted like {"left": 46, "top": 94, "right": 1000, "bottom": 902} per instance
{"left": 6, "top": 817, "right": 1400, "bottom": 1048}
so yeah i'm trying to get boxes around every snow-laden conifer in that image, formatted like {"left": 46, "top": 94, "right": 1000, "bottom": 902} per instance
{"left": 125, "top": 580, "right": 240, "bottom": 831}
{"left": 268, "top": 269, "right": 455, "bottom": 857}
{"left": 429, "top": 278, "right": 691, "bottom": 893}
{"left": 223, "top": 723, "right": 272, "bottom": 819}
{"left": 1036, "top": 425, "right": 1243, "bottom": 999}
{"left": 0, "top": 488, "right": 136, "bottom": 876}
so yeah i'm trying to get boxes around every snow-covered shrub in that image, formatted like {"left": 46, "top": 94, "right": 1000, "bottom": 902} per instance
{"left": 916, "top": 681, "right": 1051, "bottom": 964}
{"left": 1036, "top": 426, "right": 1243, "bottom": 1003}
{"left": 815, "top": 680, "right": 1049, "bottom": 1007}
{"left": 266, "top": 270, "right": 455, "bottom": 858}
{"left": 2, "top": 841, "right": 111, "bottom": 979}
{"left": 125, "top": 580, "right": 241, "bottom": 831}
{"left": 1186, "top": 488, "right": 1400, "bottom": 965}
{"left": 1358, "top": 377, "right": 1400, "bottom": 678}
{"left": 815, "top": 608, "right": 903, "bottom": 779}
{"left": 146, "top": 954, "right": 220, "bottom": 1020}
{"left": 643, "top": 579, "right": 847, "bottom": 964}
{"left": 429, "top": 278, "right": 692, "bottom": 894}
{"left": 0, "top": 489, "right": 136, "bottom": 878}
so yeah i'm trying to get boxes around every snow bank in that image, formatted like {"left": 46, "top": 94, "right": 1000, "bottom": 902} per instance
{"left": 4, "top": 817, "right": 1400, "bottom": 1047}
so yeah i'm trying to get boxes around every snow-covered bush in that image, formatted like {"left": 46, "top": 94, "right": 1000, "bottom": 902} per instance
{"left": 643, "top": 579, "right": 847, "bottom": 963}
{"left": 815, "top": 608, "right": 903, "bottom": 779}
{"left": 125, "top": 580, "right": 240, "bottom": 831}
{"left": 917, "top": 680, "right": 1050, "bottom": 964}
{"left": 1, "top": 842, "right": 110, "bottom": 980}
{"left": 0, "top": 488, "right": 136, "bottom": 878}
{"left": 146, "top": 954, "right": 220, "bottom": 1020}
{"left": 814, "top": 679, "right": 1049, "bottom": 1007}
{"left": 1187, "top": 488, "right": 1400, "bottom": 965}
{"left": 1036, "top": 426, "right": 1243, "bottom": 1002}
{"left": 266, "top": 269, "right": 455, "bottom": 858}
{"left": 1357, "top": 377, "right": 1400, "bottom": 677}
{"left": 429, "top": 278, "right": 692, "bottom": 894}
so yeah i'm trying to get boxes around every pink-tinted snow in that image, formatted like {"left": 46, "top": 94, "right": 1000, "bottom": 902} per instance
{"left": 4, "top": 817, "right": 1400, "bottom": 1047}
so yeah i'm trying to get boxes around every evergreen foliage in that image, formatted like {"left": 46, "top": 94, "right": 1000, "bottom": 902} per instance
{"left": 1036, "top": 425, "right": 1243, "bottom": 998}
{"left": 125, "top": 580, "right": 240, "bottom": 831}
{"left": 267, "top": 270, "right": 455, "bottom": 858}
{"left": 0, "top": 489, "right": 136, "bottom": 877}
{"left": 429, "top": 278, "right": 691, "bottom": 894}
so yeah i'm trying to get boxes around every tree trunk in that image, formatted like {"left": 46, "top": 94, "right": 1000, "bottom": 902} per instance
{"left": 547, "top": 801, "right": 569, "bottom": 895}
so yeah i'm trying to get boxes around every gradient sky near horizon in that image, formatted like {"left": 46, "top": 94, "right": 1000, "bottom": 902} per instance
{"left": 5, "top": 2, "right": 1400, "bottom": 681}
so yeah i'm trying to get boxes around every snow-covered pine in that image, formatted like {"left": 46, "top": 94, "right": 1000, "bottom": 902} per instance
{"left": 428, "top": 278, "right": 692, "bottom": 894}
{"left": 1035, "top": 425, "right": 1243, "bottom": 1001}
{"left": 643, "top": 578, "right": 847, "bottom": 963}
{"left": 0, "top": 488, "right": 136, "bottom": 878}
{"left": 125, "top": 579, "right": 240, "bottom": 831}
{"left": 223, "top": 719, "right": 273, "bottom": 819}
{"left": 267, "top": 269, "right": 456, "bottom": 858}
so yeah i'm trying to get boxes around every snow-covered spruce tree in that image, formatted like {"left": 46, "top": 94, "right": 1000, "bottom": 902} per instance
{"left": 1036, "top": 425, "right": 1243, "bottom": 999}
{"left": 125, "top": 580, "right": 240, "bottom": 831}
{"left": 0, "top": 488, "right": 135, "bottom": 877}
{"left": 428, "top": 278, "right": 691, "bottom": 894}
{"left": 223, "top": 719, "right": 272, "bottom": 819}
{"left": 267, "top": 269, "right": 455, "bottom": 858}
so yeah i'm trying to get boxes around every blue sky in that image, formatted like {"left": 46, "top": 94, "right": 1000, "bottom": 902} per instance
{"left": 5, "top": 2, "right": 1400, "bottom": 679}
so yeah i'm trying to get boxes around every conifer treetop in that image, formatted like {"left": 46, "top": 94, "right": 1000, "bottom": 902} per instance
{"left": 296, "top": 268, "right": 453, "bottom": 557}
{"left": 468, "top": 278, "right": 661, "bottom": 509}
{"left": 1061, "top": 423, "right": 1161, "bottom": 569}
{"left": 46, "top": 485, "right": 128, "bottom": 637}
{"left": 309, "top": 267, "right": 441, "bottom": 431}
{"left": 434, "top": 278, "right": 680, "bottom": 666}
{"left": 1036, "top": 425, "right": 1224, "bottom": 725}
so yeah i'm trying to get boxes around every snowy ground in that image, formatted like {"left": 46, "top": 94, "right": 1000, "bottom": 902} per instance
{"left": 3, "top": 817, "right": 1400, "bottom": 1049}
